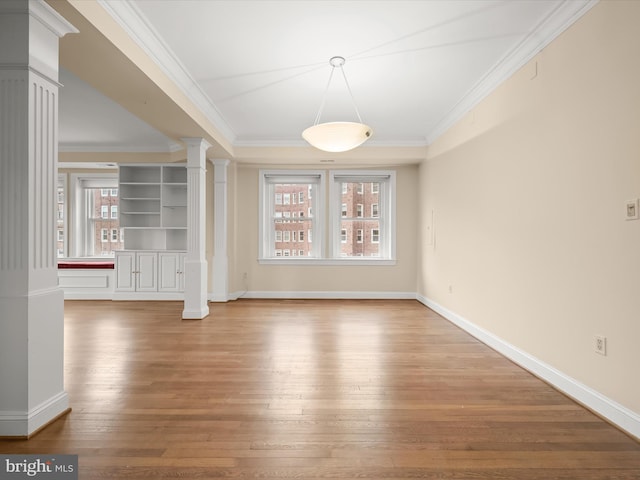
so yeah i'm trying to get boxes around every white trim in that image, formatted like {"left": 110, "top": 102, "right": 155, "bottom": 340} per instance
{"left": 112, "top": 292, "right": 184, "bottom": 301}
{"left": 28, "top": 0, "right": 79, "bottom": 38}
{"left": 59, "top": 142, "right": 182, "bottom": 153}
{"left": 182, "top": 306, "right": 210, "bottom": 319}
{"left": 417, "top": 294, "right": 640, "bottom": 441}
{"left": 0, "top": 391, "right": 69, "bottom": 437}
{"left": 426, "top": 0, "right": 598, "bottom": 144}
{"left": 233, "top": 290, "right": 416, "bottom": 300}
{"left": 258, "top": 258, "right": 396, "bottom": 266}
{"left": 98, "top": 0, "right": 236, "bottom": 143}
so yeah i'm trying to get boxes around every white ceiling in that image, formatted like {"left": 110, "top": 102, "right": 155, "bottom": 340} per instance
{"left": 58, "top": 0, "right": 596, "bottom": 154}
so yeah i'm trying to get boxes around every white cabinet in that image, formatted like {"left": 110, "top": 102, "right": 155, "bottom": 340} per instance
{"left": 115, "top": 251, "right": 135, "bottom": 291}
{"left": 158, "top": 252, "right": 185, "bottom": 292}
{"left": 115, "top": 251, "right": 158, "bottom": 292}
{"left": 114, "top": 250, "right": 184, "bottom": 299}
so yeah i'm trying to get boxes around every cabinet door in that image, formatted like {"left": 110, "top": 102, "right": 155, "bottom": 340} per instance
{"left": 136, "top": 252, "right": 157, "bottom": 292}
{"left": 158, "top": 252, "right": 182, "bottom": 292}
{"left": 115, "top": 251, "right": 135, "bottom": 291}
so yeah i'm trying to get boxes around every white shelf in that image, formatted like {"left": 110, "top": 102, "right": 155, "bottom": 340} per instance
{"left": 119, "top": 164, "right": 188, "bottom": 250}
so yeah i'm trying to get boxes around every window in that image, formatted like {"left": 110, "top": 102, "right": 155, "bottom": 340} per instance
{"left": 330, "top": 171, "right": 395, "bottom": 261}
{"left": 260, "top": 170, "right": 324, "bottom": 260}
{"left": 67, "top": 173, "right": 121, "bottom": 258}
{"left": 259, "top": 169, "right": 395, "bottom": 264}
{"left": 57, "top": 175, "right": 66, "bottom": 258}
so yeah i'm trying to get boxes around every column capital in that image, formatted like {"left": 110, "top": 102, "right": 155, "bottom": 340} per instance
{"left": 181, "top": 137, "right": 212, "bottom": 151}
{"left": 0, "top": 1, "right": 77, "bottom": 83}
{"left": 211, "top": 159, "right": 231, "bottom": 167}
{"left": 0, "top": 1, "right": 78, "bottom": 38}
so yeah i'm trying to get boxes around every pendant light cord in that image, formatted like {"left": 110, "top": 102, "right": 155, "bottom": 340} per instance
{"left": 313, "top": 59, "right": 364, "bottom": 126}
{"left": 338, "top": 65, "right": 364, "bottom": 124}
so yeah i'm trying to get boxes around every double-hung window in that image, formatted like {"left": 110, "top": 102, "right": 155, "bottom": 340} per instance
{"left": 259, "top": 169, "right": 395, "bottom": 264}
{"left": 259, "top": 170, "right": 324, "bottom": 260}
{"left": 68, "top": 173, "right": 122, "bottom": 258}
{"left": 329, "top": 171, "right": 395, "bottom": 261}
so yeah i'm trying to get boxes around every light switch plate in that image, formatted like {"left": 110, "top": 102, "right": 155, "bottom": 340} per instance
{"left": 625, "top": 199, "right": 638, "bottom": 220}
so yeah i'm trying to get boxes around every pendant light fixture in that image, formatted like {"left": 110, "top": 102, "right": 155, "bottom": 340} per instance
{"left": 302, "top": 56, "right": 372, "bottom": 153}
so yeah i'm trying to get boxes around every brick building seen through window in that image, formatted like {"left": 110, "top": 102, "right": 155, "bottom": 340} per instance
{"left": 273, "top": 182, "right": 380, "bottom": 257}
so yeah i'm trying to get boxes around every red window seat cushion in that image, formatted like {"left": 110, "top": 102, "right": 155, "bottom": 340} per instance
{"left": 58, "top": 261, "right": 114, "bottom": 269}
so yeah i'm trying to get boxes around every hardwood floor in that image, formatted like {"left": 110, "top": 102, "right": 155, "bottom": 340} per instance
{"left": 1, "top": 299, "right": 639, "bottom": 479}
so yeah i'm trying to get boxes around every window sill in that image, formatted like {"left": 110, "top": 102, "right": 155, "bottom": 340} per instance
{"left": 258, "top": 258, "right": 396, "bottom": 266}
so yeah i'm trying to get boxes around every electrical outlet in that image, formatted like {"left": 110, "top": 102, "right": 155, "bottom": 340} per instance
{"left": 595, "top": 335, "right": 607, "bottom": 356}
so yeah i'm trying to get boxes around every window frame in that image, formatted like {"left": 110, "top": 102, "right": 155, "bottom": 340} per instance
{"left": 259, "top": 170, "right": 325, "bottom": 263}
{"left": 258, "top": 169, "right": 396, "bottom": 265}
{"left": 68, "top": 172, "right": 119, "bottom": 259}
{"left": 328, "top": 170, "right": 396, "bottom": 264}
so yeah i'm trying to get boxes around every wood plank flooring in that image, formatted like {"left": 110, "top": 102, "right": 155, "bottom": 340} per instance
{"left": 1, "top": 299, "right": 639, "bottom": 479}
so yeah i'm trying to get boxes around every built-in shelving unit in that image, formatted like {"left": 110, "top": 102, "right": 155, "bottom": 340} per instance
{"left": 116, "top": 164, "right": 188, "bottom": 299}
{"left": 119, "top": 164, "right": 188, "bottom": 251}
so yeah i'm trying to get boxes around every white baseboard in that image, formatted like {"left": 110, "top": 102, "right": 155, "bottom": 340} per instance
{"left": 228, "top": 290, "right": 417, "bottom": 300}
{"left": 0, "top": 391, "right": 69, "bottom": 437}
{"left": 417, "top": 294, "right": 640, "bottom": 440}
{"left": 112, "top": 292, "right": 184, "bottom": 301}
{"left": 63, "top": 292, "right": 114, "bottom": 300}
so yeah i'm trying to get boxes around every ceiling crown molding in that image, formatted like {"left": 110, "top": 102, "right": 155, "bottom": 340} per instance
{"left": 97, "top": 0, "right": 237, "bottom": 144}
{"left": 426, "top": 0, "right": 599, "bottom": 144}
{"left": 59, "top": 142, "right": 183, "bottom": 153}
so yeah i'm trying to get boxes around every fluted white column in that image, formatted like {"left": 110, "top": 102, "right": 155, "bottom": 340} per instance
{"left": 211, "top": 159, "right": 230, "bottom": 302}
{"left": 0, "top": 0, "right": 77, "bottom": 436}
{"left": 182, "top": 138, "right": 211, "bottom": 319}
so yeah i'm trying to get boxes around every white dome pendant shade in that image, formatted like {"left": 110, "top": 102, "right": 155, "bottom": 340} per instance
{"left": 302, "top": 56, "right": 372, "bottom": 153}
{"left": 302, "top": 121, "right": 372, "bottom": 153}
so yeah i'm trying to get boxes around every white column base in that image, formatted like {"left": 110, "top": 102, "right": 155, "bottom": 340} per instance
{"left": 0, "top": 287, "right": 68, "bottom": 437}
{"left": 0, "top": 392, "right": 69, "bottom": 437}
{"left": 182, "top": 259, "right": 209, "bottom": 319}
{"left": 210, "top": 254, "right": 229, "bottom": 302}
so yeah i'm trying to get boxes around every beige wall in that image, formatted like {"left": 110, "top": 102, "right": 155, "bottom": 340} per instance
{"left": 230, "top": 163, "right": 418, "bottom": 296}
{"left": 418, "top": 1, "right": 640, "bottom": 414}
